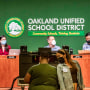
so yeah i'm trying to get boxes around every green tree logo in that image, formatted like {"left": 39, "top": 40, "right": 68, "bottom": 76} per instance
{"left": 5, "top": 17, "right": 25, "bottom": 38}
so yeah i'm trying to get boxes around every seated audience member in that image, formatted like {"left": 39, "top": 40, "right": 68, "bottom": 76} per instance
{"left": 24, "top": 51, "right": 58, "bottom": 90}
{"left": 44, "top": 36, "right": 61, "bottom": 51}
{"left": 83, "top": 32, "right": 90, "bottom": 50}
{"left": 56, "top": 49, "right": 84, "bottom": 90}
{"left": 0, "top": 35, "right": 11, "bottom": 55}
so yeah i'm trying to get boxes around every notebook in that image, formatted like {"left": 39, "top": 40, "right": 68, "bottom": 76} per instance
{"left": 9, "top": 49, "right": 20, "bottom": 55}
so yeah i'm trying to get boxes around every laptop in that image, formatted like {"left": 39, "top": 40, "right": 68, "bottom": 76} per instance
{"left": 38, "top": 48, "right": 51, "bottom": 53}
{"left": 78, "top": 50, "right": 90, "bottom": 55}
{"left": 9, "top": 49, "right": 20, "bottom": 55}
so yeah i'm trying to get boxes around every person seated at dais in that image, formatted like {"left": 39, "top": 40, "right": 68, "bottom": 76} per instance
{"left": 0, "top": 35, "right": 11, "bottom": 55}
{"left": 83, "top": 32, "right": 90, "bottom": 50}
{"left": 44, "top": 36, "right": 61, "bottom": 51}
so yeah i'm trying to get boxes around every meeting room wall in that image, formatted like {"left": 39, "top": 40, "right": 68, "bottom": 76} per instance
{"left": 0, "top": 0, "right": 89, "bottom": 54}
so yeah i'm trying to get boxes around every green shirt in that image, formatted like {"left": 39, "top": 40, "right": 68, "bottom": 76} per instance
{"left": 27, "top": 64, "right": 58, "bottom": 90}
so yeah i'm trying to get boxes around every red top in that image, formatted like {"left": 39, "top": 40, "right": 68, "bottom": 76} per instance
{"left": 0, "top": 45, "right": 11, "bottom": 55}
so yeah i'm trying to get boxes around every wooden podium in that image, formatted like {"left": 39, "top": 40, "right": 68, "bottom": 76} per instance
{"left": 71, "top": 54, "right": 90, "bottom": 87}
{"left": 0, "top": 55, "right": 19, "bottom": 88}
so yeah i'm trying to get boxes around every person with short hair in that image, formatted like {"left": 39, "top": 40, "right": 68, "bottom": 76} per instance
{"left": 0, "top": 35, "right": 11, "bottom": 55}
{"left": 83, "top": 32, "right": 90, "bottom": 50}
{"left": 44, "top": 36, "right": 61, "bottom": 51}
{"left": 24, "top": 51, "right": 58, "bottom": 90}
{"left": 56, "top": 49, "right": 84, "bottom": 90}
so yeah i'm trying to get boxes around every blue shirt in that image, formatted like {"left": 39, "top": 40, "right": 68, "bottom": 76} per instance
{"left": 44, "top": 45, "right": 61, "bottom": 51}
{"left": 83, "top": 42, "right": 90, "bottom": 50}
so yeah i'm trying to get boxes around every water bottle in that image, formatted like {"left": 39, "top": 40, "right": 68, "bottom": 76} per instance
{"left": 70, "top": 48, "right": 73, "bottom": 55}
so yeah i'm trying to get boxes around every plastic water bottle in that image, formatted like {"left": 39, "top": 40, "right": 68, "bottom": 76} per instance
{"left": 70, "top": 48, "right": 73, "bottom": 55}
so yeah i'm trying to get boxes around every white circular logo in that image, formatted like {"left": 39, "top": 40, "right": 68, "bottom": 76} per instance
{"left": 5, "top": 17, "right": 25, "bottom": 38}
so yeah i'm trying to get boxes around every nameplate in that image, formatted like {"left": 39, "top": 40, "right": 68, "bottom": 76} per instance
{"left": 7, "top": 56, "right": 16, "bottom": 59}
{"left": 73, "top": 56, "right": 82, "bottom": 58}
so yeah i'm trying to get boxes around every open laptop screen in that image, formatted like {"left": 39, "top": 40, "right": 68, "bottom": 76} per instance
{"left": 9, "top": 49, "right": 20, "bottom": 55}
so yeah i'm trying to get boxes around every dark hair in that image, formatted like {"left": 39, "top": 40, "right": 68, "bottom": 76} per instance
{"left": 0, "top": 35, "right": 9, "bottom": 51}
{"left": 40, "top": 52, "right": 50, "bottom": 60}
{"left": 58, "top": 49, "right": 78, "bottom": 71}
{"left": 85, "top": 32, "right": 90, "bottom": 37}
{"left": 0, "top": 36, "right": 1, "bottom": 40}
{"left": 47, "top": 36, "right": 54, "bottom": 40}
{"left": 64, "top": 49, "right": 78, "bottom": 71}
